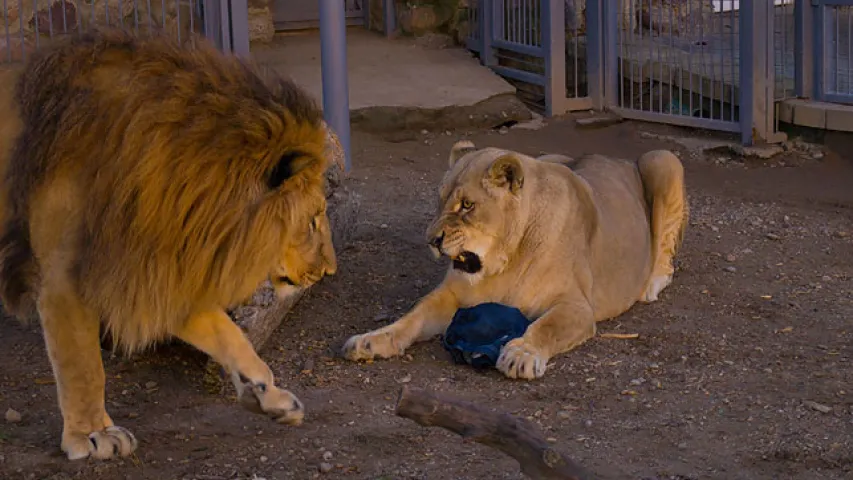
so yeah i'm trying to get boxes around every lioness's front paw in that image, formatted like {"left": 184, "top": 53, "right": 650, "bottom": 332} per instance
{"left": 342, "top": 329, "right": 405, "bottom": 361}
{"left": 62, "top": 425, "right": 138, "bottom": 461}
{"left": 496, "top": 338, "right": 549, "bottom": 380}
{"left": 640, "top": 274, "right": 673, "bottom": 303}
{"left": 238, "top": 382, "right": 304, "bottom": 426}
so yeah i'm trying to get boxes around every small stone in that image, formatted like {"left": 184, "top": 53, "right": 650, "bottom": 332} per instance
{"left": 5, "top": 408, "right": 21, "bottom": 423}
{"left": 724, "top": 266, "right": 737, "bottom": 273}
{"left": 420, "top": 129, "right": 428, "bottom": 135}
{"left": 821, "top": 275, "right": 832, "bottom": 282}
{"left": 834, "top": 231, "right": 849, "bottom": 238}
{"left": 546, "top": 437, "right": 558, "bottom": 443}
{"left": 575, "top": 115, "right": 624, "bottom": 129}
{"left": 765, "top": 233, "right": 780, "bottom": 241}
{"left": 322, "top": 451, "right": 333, "bottom": 461}
{"left": 804, "top": 400, "right": 832, "bottom": 413}
{"left": 144, "top": 381, "right": 158, "bottom": 389}
{"left": 498, "top": 126, "right": 509, "bottom": 134}
{"left": 374, "top": 313, "right": 391, "bottom": 323}
{"left": 811, "top": 151, "right": 824, "bottom": 159}
{"left": 725, "top": 253, "right": 737, "bottom": 262}
{"left": 396, "top": 374, "right": 412, "bottom": 384}
{"left": 583, "top": 419, "right": 593, "bottom": 428}
{"left": 301, "top": 358, "right": 315, "bottom": 375}
{"left": 319, "top": 462, "right": 333, "bottom": 473}
{"left": 557, "top": 411, "right": 571, "bottom": 420}
{"left": 260, "top": 455, "right": 268, "bottom": 463}
{"left": 677, "top": 442, "right": 688, "bottom": 450}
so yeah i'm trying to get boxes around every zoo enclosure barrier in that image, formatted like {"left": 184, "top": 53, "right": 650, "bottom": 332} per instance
{"left": 1, "top": 0, "right": 251, "bottom": 63}
{"left": 464, "top": 0, "right": 851, "bottom": 145}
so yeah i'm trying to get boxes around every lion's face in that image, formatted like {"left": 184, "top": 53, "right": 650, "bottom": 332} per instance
{"left": 269, "top": 195, "right": 337, "bottom": 298}
{"left": 425, "top": 141, "right": 527, "bottom": 279}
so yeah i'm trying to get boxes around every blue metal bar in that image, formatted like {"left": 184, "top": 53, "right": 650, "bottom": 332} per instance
{"left": 609, "top": 107, "right": 742, "bottom": 133}
{"left": 823, "top": 0, "right": 853, "bottom": 5}
{"left": 604, "top": 0, "right": 619, "bottom": 110}
{"left": 542, "top": 0, "right": 567, "bottom": 116}
{"left": 814, "top": 4, "right": 826, "bottom": 100}
{"left": 586, "top": 0, "right": 604, "bottom": 110}
{"left": 822, "top": 92, "right": 853, "bottom": 104}
{"left": 794, "top": 0, "right": 814, "bottom": 98}
{"left": 491, "top": 66, "right": 547, "bottom": 86}
{"left": 319, "top": 0, "right": 352, "bottom": 172}
{"left": 490, "top": 39, "right": 543, "bottom": 56}
{"left": 383, "top": 0, "right": 396, "bottom": 37}
{"left": 228, "top": 0, "right": 251, "bottom": 58}
{"left": 481, "top": 0, "right": 496, "bottom": 66}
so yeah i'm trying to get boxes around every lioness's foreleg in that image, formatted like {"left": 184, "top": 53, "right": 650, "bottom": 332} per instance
{"left": 38, "top": 287, "right": 138, "bottom": 461}
{"left": 342, "top": 285, "right": 459, "bottom": 361}
{"left": 175, "top": 309, "right": 304, "bottom": 425}
{"left": 497, "top": 300, "right": 595, "bottom": 380}
{"left": 637, "top": 149, "right": 688, "bottom": 303}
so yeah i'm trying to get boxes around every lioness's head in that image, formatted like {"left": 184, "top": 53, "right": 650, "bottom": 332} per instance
{"left": 425, "top": 141, "right": 529, "bottom": 278}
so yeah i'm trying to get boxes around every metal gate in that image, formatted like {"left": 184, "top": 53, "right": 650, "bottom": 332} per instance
{"left": 273, "top": 0, "right": 364, "bottom": 31}
{"left": 814, "top": 1, "right": 853, "bottom": 104}
{"left": 465, "top": 0, "right": 597, "bottom": 116}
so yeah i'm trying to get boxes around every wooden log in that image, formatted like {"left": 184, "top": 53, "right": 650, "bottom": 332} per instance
{"left": 395, "top": 386, "right": 594, "bottom": 480}
{"left": 204, "top": 122, "right": 361, "bottom": 392}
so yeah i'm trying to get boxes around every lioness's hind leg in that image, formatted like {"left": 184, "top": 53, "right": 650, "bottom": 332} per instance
{"left": 637, "top": 149, "right": 688, "bottom": 303}
{"left": 176, "top": 310, "right": 305, "bottom": 426}
{"left": 38, "top": 286, "right": 137, "bottom": 461}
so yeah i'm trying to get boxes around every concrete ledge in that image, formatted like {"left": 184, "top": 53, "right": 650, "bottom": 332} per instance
{"left": 779, "top": 99, "right": 853, "bottom": 133}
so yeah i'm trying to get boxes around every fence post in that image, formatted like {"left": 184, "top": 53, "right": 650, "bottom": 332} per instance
{"left": 481, "top": 0, "right": 496, "bottom": 66}
{"left": 319, "top": 0, "right": 353, "bottom": 172}
{"left": 603, "top": 0, "right": 619, "bottom": 110}
{"left": 586, "top": 0, "right": 604, "bottom": 110}
{"left": 542, "top": 0, "right": 568, "bottom": 116}
{"left": 739, "top": 1, "right": 785, "bottom": 145}
{"left": 813, "top": 2, "right": 826, "bottom": 100}
{"left": 794, "top": 0, "right": 814, "bottom": 98}
{"left": 383, "top": 0, "right": 397, "bottom": 38}
{"left": 228, "top": 0, "right": 251, "bottom": 58}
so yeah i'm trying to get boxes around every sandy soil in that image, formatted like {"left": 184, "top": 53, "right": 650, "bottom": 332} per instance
{"left": 1, "top": 116, "right": 851, "bottom": 480}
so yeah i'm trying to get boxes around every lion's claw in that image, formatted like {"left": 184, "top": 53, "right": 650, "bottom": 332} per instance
{"left": 342, "top": 330, "right": 405, "bottom": 361}
{"left": 238, "top": 382, "right": 304, "bottom": 426}
{"left": 63, "top": 425, "right": 138, "bottom": 461}
{"left": 496, "top": 338, "right": 549, "bottom": 380}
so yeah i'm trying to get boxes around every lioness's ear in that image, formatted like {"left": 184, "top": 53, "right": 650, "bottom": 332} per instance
{"left": 448, "top": 140, "right": 477, "bottom": 168}
{"left": 486, "top": 154, "right": 524, "bottom": 194}
{"left": 267, "top": 150, "right": 321, "bottom": 190}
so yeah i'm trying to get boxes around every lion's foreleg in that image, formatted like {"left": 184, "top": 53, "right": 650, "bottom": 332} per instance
{"left": 175, "top": 309, "right": 304, "bottom": 426}
{"left": 38, "top": 287, "right": 137, "bottom": 461}
{"left": 496, "top": 299, "right": 595, "bottom": 380}
{"left": 342, "top": 285, "right": 460, "bottom": 361}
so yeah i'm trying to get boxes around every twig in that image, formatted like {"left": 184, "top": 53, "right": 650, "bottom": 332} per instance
{"left": 598, "top": 333, "right": 640, "bottom": 339}
{"left": 395, "top": 386, "right": 594, "bottom": 480}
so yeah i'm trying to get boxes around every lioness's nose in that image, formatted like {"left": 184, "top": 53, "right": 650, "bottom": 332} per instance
{"left": 429, "top": 231, "right": 445, "bottom": 249}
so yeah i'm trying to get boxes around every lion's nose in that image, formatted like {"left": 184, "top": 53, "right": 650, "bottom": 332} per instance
{"left": 429, "top": 231, "right": 445, "bottom": 249}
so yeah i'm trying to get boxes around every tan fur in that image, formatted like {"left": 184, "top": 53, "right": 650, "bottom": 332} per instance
{"left": 343, "top": 141, "right": 687, "bottom": 380}
{"left": 0, "top": 28, "right": 337, "bottom": 460}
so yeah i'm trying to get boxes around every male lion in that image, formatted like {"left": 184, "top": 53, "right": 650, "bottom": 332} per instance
{"left": 0, "top": 28, "right": 338, "bottom": 461}
{"left": 343, "top": 141, "right": 687, "bottom": 380}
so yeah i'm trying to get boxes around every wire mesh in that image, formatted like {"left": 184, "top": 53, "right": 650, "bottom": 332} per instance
{"left": 827, "top": 5, "right": 853, "bottom": 98}
{"left": 1, "top": 0, "right": 204, "bottom": 65}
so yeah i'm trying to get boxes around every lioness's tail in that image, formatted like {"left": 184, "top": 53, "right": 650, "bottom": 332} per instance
{"left": 0, "top": 219, "right": 38, "bottom": 320}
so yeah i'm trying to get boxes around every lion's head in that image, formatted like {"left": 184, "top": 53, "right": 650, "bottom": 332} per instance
{"left": 425, "top": 141, "right": 530, "bottom": 279}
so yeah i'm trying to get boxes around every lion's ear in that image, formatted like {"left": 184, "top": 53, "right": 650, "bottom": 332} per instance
{"left": 486, "top": 154, "right": 524, "bottom": 194}
{"left": 267, "top": 150, "right": 321, "bottom": 190}
{"left": 448, "top": 140, "right": 477, "bottom": 168}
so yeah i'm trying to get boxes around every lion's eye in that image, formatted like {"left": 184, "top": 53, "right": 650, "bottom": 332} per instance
{"left": 461, "top": 199, "right": 474, "bottom": 211}
{"left": 310, "top": 216, "right": 319, "bottom": 232}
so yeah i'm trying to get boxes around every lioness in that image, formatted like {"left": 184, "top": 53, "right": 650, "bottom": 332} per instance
{"left": 343, "top": 141, "right": 687, "bottom": 379}
{"left": 0, "top": 28, "right": 337, "bottom": 460}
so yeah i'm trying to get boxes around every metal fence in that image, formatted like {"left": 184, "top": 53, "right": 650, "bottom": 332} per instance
{"left": 464, "top": 0, "right": 853, "bottom": 145}
{"left": 1, "top": 0, "right": 250, "bottom": 65}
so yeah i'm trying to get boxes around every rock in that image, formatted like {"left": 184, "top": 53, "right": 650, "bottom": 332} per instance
{"left": 5, "top": 408, "right": 21, "bottom": 423}
{"left": 318, "top": 462, "right": 333, "bottom": 473}
{"left": 397, "top": 5, "right": 440, "bottom": 36}
{"left": 247, "top": 6, "right": 275, "bottom": 43}
{"left": 804, "top": 400, "right": 832, "bottom": 413}
{"left": 765, "top": 233, "right": 780, "bottom": 241}
{"left": 575, "top": 114, "right": 624, "bottom": 129}
{"left": 723, "top": 266, "right": 737, "bottom": 273}
{"left": 322, "top": 451, "right": 333, "bottom": 461}
{"left": 144, "top": 381, "right": 158, "bottom": 389}
{"left": 729, "top": 144, "right": 785, "bottom": 159}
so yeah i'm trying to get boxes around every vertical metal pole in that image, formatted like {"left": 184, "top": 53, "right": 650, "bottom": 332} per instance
{"left": 543, "top": 0, "right": 567, "bottom": 116}
{"left": 383, "top": 0, "right": 396, "bottom": 37}
{"left": 218, "top": 0, "right": 232, "bottom": 53}
{"left": 481, "top": 0, "right": 496, "bottom": 66}
{"left": 740, "top": 1, "right": 779, "bottom": 145}
{"left": 203, "top": 0, "right": 222, "bottom": 48}
{"left": 319, "top": 0, "right": 352, "bottom": 172}
{"left": 813, "top": 3, "right": 826, "bottom": 101}
{"left": 586, "top": 0, "right": 604, "bottom": 110}
{"left": 794, "top": 0, "right": 814, "bottom": 98}
{"left": 604, "top": 0, "right": 619, "bottom": 110}
{"left": 229, "top": 0, "right": 251, "bottom": 58}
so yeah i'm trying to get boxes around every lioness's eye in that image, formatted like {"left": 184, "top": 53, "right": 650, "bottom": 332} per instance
{"left": 310, "top": 216, "right": 319, "bottom": 232}
{"left": 461, "top": 199, "right": 474, "bottom": 211}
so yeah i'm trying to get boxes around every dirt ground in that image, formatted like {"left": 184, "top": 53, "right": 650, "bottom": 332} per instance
{"left": 1, "top": 116, "right": 852, "bottom": 480}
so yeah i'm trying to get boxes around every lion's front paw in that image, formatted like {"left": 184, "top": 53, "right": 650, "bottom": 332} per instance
{"left": 341, "top": 329, "right": 405, "bottom": 361}
{"left": 62, "top": 425, "right": 138, "bottom": 461}
{"left": 496, "top": 338, "right": 549, "bottom": 380}
{"left": 640, "top": 274, "right": 673, "bottom": 303}
{"left": 238, "top": 382, "right": 305, "bottom": 426}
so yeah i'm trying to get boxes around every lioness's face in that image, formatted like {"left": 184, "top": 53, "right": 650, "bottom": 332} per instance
{"left": 270, "top": 198, "right": 338, "bottom": 298}
{"left": 425, "top": 142, "right": 526, "bottom": 278}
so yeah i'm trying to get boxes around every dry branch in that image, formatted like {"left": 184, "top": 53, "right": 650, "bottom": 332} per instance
{"left": 395, "top": 386, "right": 594, "bottom": 480}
